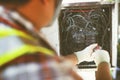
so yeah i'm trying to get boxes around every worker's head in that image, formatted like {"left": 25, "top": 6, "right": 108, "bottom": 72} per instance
{"left": 0, "top": 0, "right": 62, "bottom": 30}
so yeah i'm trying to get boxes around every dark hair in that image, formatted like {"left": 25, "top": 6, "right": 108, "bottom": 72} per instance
{"left": 0, "top": 0, "right": 30, "bottom": 6}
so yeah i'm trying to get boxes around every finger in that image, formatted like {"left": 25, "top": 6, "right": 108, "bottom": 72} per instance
{"left": 87, "top": 43, "right": 98, "bottom": 50}
{"left": 86, "top": 43, "right": 98, "bottom": 56}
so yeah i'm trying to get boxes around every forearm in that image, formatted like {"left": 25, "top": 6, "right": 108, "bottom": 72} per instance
{"left": 96, "top": 62, "right": 112, "bottom": 80}
{"left": 61, "top": 54, "right": 83, "bottom": 80}
{"left": 70, "top": 70, "right": 83, "bottom": 80}
{"left": 63, "top": 54, "right": 78, "bottom": 66}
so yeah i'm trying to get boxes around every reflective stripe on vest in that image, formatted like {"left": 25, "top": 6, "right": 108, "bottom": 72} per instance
{"left": 0, "top": 27, "right": 35, "bottom": 41}
{"left": 0, "top": 27, "right": 54, "bottom": 66}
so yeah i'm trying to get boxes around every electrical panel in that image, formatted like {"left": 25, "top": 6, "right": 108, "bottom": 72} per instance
{"left": 59, "top": 3, "right": 113, "bottom": 68}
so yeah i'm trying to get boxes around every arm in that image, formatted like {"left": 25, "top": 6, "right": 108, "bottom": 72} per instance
{"left": 57, "top": 56, "right": 83, "bottom": 80}
{"left": 63, "top": 54, "right": 78, "bottom": 66}
{"left": 70, "top": 70, "right": 83, "bottom": 80}
{"left": 92, "top": 50, "right": 112, "bottom": 80}
{"left": 96, "top": 62, "right": 112, "bottom": 80}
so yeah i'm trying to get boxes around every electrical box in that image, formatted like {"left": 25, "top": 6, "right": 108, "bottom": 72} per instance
{"left": 59, "top": 2, "right": 113, "bottom": 68}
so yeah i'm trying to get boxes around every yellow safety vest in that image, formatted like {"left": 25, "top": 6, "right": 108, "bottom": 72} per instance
{"left": 0, "top": 27, "right": 54, "bottom": 66}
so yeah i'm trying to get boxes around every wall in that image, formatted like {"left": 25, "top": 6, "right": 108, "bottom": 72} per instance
{"left": 40, "top": 19, "right": 60, "bottom": 55}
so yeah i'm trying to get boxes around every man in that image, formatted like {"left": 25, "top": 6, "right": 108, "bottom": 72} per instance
{"left": 0, "top": 0, "right": 112, "bottom": 80}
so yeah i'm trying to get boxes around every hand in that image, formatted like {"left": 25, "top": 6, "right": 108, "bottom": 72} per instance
{"left": 92, "top": 49, "right": 110, "bottom": 66}
{"left": 74, "top": 43, "right": 98, "bottom": 64}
